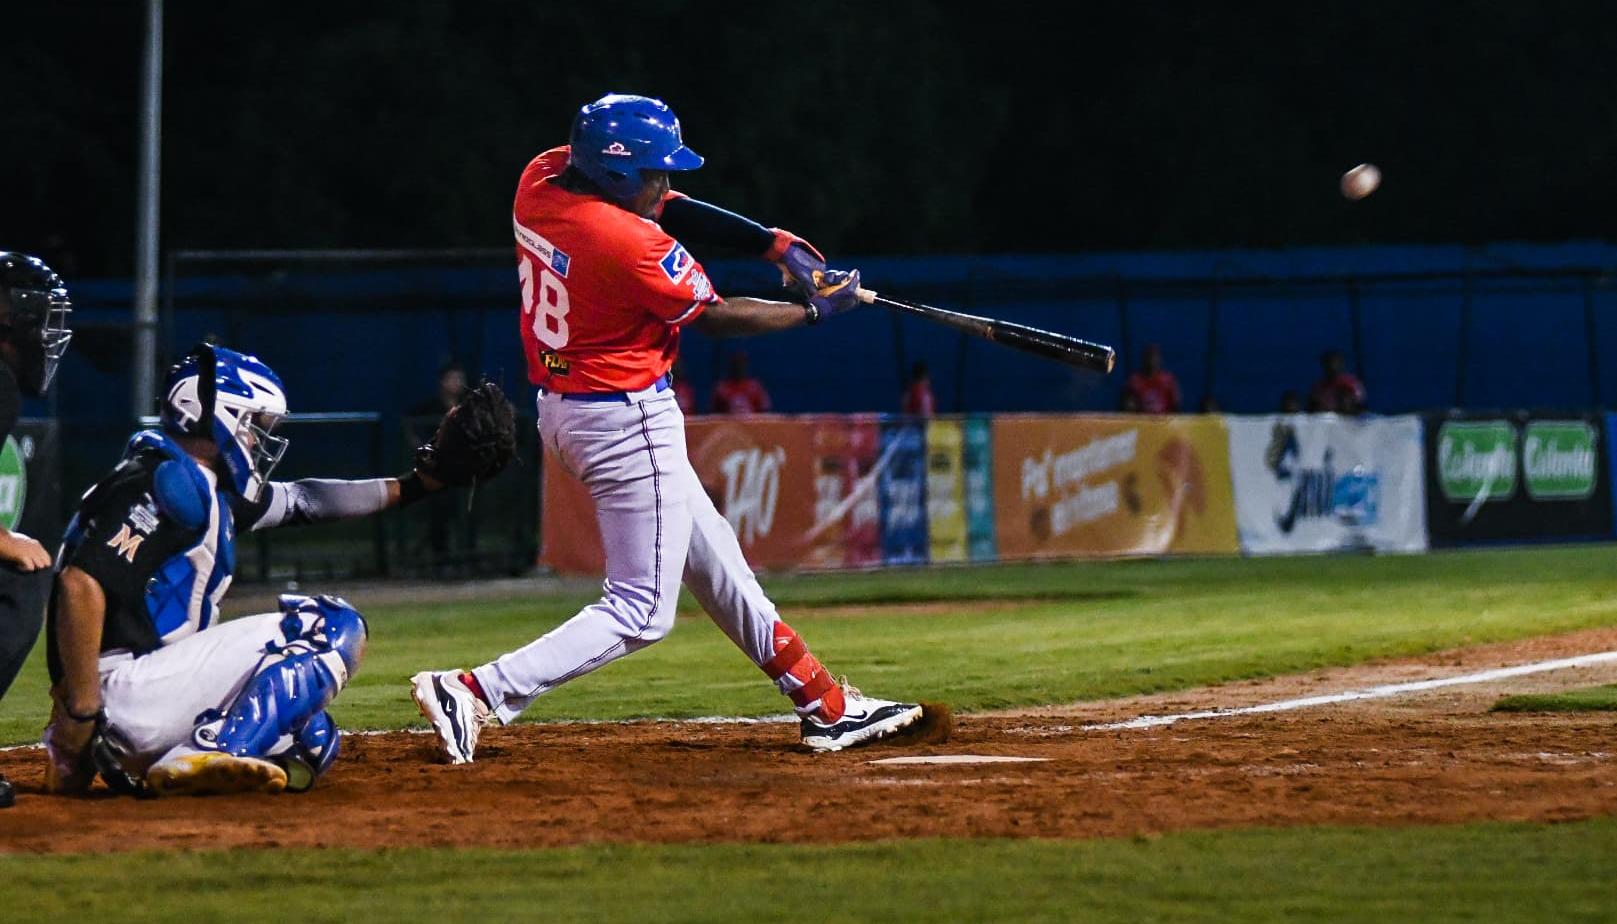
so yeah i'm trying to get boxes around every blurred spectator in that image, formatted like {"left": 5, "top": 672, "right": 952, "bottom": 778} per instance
{"left": 1122, "top": 343, "right": 1181, "bottom": 414}
{"left": 1119, "top": 391, "right": 1142, "bottom": 413}
{"left": 1279, "top": 389, "right": 1302, "bottom": 413}
{"left": 412, "top": 361, "right": 468, "bottom": 418}
{"left": 1308, "top": 349, "right": 1367, "bottom": 414}
{"left": 408, "top": 361, "right": 469, "bottom": 572}
{"left": 712, "top": 352, "right": 771, "bottom": 414}
{"left": 901, "top": 361, "right": 936, "bottom": 417}
{"left": 671, "top": 356, "right": 696, "bottom": 415}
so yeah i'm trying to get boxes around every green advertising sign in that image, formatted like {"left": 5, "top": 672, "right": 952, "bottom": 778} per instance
{"left": 1436, "top": 421, "right": 1516, "bottom": 503}
{"left": 0, "top": 435, "right": 27, "bottom": 530}
{"left": 1523, "top": 421, "right": 1597, "bottom": 499}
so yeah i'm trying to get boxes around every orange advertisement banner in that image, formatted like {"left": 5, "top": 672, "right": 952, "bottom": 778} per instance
{"left": 992, "top": 415, "right": 1237, "bottom": 559}
{"left": 541, "top": 415, "right": 851, "bottom": 575}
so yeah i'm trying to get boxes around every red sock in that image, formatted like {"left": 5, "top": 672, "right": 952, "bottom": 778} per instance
{"left": 762, "top": 621, "right": 846, "bottom": 723}
{"left": 458, "top": 671, "right": 490, "bottom": 707}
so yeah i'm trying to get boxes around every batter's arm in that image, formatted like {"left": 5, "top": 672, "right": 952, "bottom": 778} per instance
{"left": 692, "top": 296, "right": 813, "bottom": 337}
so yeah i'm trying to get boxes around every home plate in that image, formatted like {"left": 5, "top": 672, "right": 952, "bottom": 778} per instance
{"left": 868, "top": 755, "right": 1051, "bottom": 766}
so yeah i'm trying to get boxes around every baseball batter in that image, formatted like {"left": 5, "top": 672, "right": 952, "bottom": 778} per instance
{"left": 412, "top": 93, "right": 922, "bottom": 759}
{"left": 44, "top": 344, "right": 513, "bottom": 796}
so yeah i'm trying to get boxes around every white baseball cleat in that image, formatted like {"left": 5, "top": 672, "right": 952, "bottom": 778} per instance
{"left": 800, "top": 679, "right": 923, "bottom": 753}
{"left": 147, "top": 752, "right": 288, "bottom": 796}
{"left": 411, "top": 670, "right": 494, "bottom": 764}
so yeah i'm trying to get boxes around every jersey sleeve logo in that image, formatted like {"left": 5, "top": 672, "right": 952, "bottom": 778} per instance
{"left": 660, "top": 244, "right": 694, "bottom": 283}
{"left": 690, "top": 270, "right": 714, "bottom": 302}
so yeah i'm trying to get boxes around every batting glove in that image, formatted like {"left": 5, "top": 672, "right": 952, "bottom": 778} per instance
{"left": 804, "top": 269, "right": 862, "bottom": 324}
{"left": 767, "top": 228, "right": 827, "bottom": 298}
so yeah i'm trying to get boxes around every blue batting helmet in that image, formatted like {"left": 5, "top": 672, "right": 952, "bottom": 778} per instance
{"left": 568, "top": 94, "right": 703, "bottom": 204}
{"left": 161, "top": 343, "right": 290, "bottom": 501}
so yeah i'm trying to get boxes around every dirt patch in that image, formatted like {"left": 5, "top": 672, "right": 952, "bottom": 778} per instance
{"left": 4, "top": 629, "right": 1617, "bottom": 854}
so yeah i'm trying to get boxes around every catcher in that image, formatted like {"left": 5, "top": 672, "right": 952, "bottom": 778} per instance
{"left": 44, "top": 342, "right": 514, "bottom": 796}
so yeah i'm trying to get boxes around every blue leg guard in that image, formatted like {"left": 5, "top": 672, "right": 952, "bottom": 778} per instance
{"left": 270, "top": 709, "right": 341, "bottom": 793}
{"left": 191, "top": 594, "right": 367, "bottom": 773}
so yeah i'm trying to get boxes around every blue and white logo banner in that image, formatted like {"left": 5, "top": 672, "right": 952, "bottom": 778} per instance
{"left": 1227, "top": 414, "right": 1427, "bottom": 554}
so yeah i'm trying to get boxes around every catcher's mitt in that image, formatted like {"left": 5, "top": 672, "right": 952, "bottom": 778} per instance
{"left": 415, "top": 381, "right": 517, "bottom": 486}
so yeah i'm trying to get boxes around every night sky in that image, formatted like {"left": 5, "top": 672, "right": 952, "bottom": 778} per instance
{"left": 5, "top": 1, "right": 1616, "bottom": 276}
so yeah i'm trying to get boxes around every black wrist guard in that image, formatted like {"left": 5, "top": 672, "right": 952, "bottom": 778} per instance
{"left": 397, "top": 472, "right": 430, "bottom": 508}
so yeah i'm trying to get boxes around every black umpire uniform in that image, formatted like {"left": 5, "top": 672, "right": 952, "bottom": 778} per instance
{"left": 0, "top": 252, "right": 73, "bottom": 807}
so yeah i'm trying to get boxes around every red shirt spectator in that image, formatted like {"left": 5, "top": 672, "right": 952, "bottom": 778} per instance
{"left": 712, "top": 352, "right": 771, "bottom": 414}
{"left": 1309, "top": 350, "right": 1367, "bottom": 413}
{"left": 672, "top": 379, "right": 696, "bottom": 414}
{"left": 901, "top": 361, "right": 935, "bottom": 416}
{"left": 1123, "top": 344, "right": 1181, "bottom": 414}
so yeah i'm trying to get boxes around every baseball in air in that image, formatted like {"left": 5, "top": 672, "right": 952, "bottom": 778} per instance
{"left": 1340, "top": 163, "right": 1381, "bottom": 200}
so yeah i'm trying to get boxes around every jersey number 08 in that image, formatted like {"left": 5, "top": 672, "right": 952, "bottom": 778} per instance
{"left": 519, "top": 254, "right": 570, "bottom": 350}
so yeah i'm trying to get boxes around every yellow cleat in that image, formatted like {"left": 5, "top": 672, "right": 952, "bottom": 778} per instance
{"left": 147, "top": 752, "right": 288, "bottom": 797}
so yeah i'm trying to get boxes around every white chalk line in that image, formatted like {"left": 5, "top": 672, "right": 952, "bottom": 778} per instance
{"left": 870, "top": 755, "right": 1048, "bottom": 766}
{"left": 7, "top": 651, "right": 1610, "bottom": 752}
{"left": 1084, "top": 650, "right": 1617, "bottom": 731}
{"left": 0, "top": 713, "right": 797, "bottom": 754}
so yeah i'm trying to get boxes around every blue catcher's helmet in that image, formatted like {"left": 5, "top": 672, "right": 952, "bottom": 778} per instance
{"left": 161, "top": 343, "right": 289, "bottom": 501}
{"left": 568, "top": 93, "right": 704, "bottom": 204}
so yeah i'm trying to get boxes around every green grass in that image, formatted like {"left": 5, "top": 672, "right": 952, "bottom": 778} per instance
{"left": 1493, "top": 684, "right": 1617, "bottom": 713}
{"left": 6, "top": 819, "right": 1617, "bottom": 922}
{"left": 4, "top": 544, "right": 1617, "bottom": 745}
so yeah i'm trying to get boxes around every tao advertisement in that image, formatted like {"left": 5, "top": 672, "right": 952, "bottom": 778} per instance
{"left": 1227, "top": 415, "right": 1427, "bottom": 554}
{"left": 541, "top": 414, "right": 940, "bottom": 574}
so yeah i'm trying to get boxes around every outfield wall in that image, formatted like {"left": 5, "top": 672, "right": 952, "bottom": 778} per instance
{"left": 538, "top": 411, "right": 1614, "bottom": 573}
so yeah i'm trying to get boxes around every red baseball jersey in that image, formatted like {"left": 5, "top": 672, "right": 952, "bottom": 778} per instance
{"left": 513, "top": 146, "right": 720, "bottom": 393}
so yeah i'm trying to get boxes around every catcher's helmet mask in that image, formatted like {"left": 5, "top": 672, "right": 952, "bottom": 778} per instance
{"left": 162, "top": 343, "right": 290, "bottom": 501}
{"left": 0, "top": 251, "right": 73, "bottom": 396}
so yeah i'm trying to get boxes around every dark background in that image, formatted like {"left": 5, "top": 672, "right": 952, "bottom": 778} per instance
{"left": 5, "top": 1, "right": 1617, "bottom": 276}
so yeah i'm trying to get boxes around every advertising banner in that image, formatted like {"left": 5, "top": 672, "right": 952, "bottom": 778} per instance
{"left": 878, "top": 419, "right": 929, "bottom": 566}
{"left": 806, "top": 415, "right": 883, "bottom": 569}
{"left": 992, "top": 415, "right": 1238, "bottom": 560}
{"left": 8, "top": 419, "right": 61, "bottom": 543}
{"left": 1228, "top": 414, "right": 1427, "bottom": 554}
{"left": 540, "top": 416, "right": 820, "bottom": 575}
{"left": 962, "top": 418, "right": 998, "bottom": 562}
{"left": 925, "top": 420, "right": 967, "bottom": 564}
{"left": 1424, "top": 411, "right": 1612, "bottom": 545}
{"left": 542, "top": 414, "right": 926, "bottom": 574}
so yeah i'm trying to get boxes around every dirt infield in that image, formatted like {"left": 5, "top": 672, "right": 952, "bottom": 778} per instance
{"left": 4, "top": 633, "right": 1616, "bottom": 854}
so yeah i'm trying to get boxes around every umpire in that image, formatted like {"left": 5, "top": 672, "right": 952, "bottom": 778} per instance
{"left": 0, "top": 252, "right": 72, "bottom": 807}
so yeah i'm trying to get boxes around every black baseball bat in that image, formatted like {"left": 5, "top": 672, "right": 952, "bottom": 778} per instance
{"left": 857, "top": 288, "right": 1116, "bottom": 374}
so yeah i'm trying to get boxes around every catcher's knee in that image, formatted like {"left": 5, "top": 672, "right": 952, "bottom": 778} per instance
{"left": 194, "top": 594, "right": 367, "bottom": 763}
